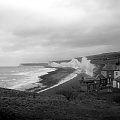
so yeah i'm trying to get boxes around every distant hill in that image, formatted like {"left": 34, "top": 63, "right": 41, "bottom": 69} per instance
{"left": 20, "top": 51, "right": 120, "bottom": 66}
{"left": 86, "top": 51, "right": 120, "bottom": 65}
{"left": 51, "top": 51, "right": 120, "bottom": 65}
{"left": 20, "top": 63, "right": 48, "bottom": 67}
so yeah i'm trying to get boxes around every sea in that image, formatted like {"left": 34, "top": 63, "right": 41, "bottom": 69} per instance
{"left": 0, "top": 66, "right": 56, "bottom": 91}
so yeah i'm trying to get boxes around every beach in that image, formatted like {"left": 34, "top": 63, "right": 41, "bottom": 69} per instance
{"left": 26, "top": 67, "right": 75, "bottom": 93}
{"left": 37, "top": 70, "right": 85, "bottom": 95}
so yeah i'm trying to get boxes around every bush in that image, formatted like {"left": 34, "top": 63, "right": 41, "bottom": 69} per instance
{"left": 56, "top": 90, "right": 78, "bottom": 101}
{"left": 0, "top": 108, "right": 15, "bottom": 120}
{"left": 112, "top": 96, "right": 120, "bottom": 104}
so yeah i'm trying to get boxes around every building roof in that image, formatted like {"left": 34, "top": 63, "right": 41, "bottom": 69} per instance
{"left": 102, "top": 64, "right": 120, "bottom": 71}
{"left": 96, "top": 74, "right": 106, "bottom": 80}
{"left": 78, "top": 73, "right": 95, "bottom": 82}
{"left": 114, "top": 76, "right": 120, "bottom": 82}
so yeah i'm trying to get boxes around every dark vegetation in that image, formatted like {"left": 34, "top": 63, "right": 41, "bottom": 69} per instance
{"left": 52, "top": 51, "right": 120, "bottom": 65}
{"left": 0, "top": 87, "right": 120, "bottom": 120}
{"left": 56, "top": 87, "right": 120, "bottom": 104}
{"left": 56, "top": 89, "right": 78, "bottom": 100}
{"left": 81, "top": 51, "right": 120, "bottom": 65}
{"left": 56, "top": 88, "right": 120, "bottom": 120}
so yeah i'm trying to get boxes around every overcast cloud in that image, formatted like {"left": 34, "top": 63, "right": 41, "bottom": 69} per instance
{"left": 0, "top": 0, "right": 120, "bottom": 66}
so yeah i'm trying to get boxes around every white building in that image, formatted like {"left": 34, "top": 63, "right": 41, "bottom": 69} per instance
{"left": 114, "top": 76, "right": 120, "bottom": 88}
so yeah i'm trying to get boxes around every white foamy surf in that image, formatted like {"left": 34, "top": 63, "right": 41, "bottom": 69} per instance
{"left": 0, "top": 66, "right": 56, "bottom": 91}
{"left": 8, "top": 68, "right": 56, "bottom": 91}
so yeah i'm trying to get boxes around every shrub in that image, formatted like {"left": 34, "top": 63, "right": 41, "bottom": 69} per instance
{"left": 0, "top": 108, "right": 15, "bottom": 120}
{"left": 56, "top": 90, "right": 78, "bottom": 101}
{"left": 112, "top": 96, "right": 120, "bottom": 104}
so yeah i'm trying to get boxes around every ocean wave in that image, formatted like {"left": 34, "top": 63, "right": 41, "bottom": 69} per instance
{"left": 7, "top": 67, "right": 56, "bottom": 91}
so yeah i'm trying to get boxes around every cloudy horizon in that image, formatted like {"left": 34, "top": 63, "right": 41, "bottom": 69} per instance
{"left": 0, "top": 0, "right": 120, "bottom": 66}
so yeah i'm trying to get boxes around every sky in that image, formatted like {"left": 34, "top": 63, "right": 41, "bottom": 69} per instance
{"left": 0, "top": 0, "right": 120, "bottom": 66}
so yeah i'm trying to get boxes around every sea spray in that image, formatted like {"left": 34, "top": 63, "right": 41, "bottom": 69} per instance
{"left": 49, "top": 57, "right": 95, "bottom": 76}
{"left": 80, "top": 57, "right": 95, "bottom": 76}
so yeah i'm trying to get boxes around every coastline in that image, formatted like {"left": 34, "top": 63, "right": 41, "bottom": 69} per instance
{"left": 7, "top": 67, "right": 56, "bottom": 91}
{"left": 37, "top": 70, "right": 82, "bottom": 95}
{"left": 26, "top": 67, "right": 75, "bottom": 92}
{"left": 37, "top": 71, "right": 78, "bottom": 94}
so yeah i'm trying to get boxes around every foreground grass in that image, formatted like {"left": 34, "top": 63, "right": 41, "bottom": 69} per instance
{"left": 0, "top": 87, "right": 120, "bottom": 120}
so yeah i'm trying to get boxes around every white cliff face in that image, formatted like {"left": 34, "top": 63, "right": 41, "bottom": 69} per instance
{"left": 69, "top": 58, "right": 81, "bottom": 69}
{"left": 49, "top": 57, "right": 95, "bottom": 76}
{"left": 50, "top": 58, "right": 80, "bottom": 69}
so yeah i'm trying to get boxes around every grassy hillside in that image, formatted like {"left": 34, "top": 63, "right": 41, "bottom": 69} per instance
{"left": 87, "top": 51, "right": 120, "bottom": 65}
{"left": 0, "top": 87, "right": 120, "bottom": 120}
{"left": 51, "top": 51, "right": 120, "bottom": 65}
